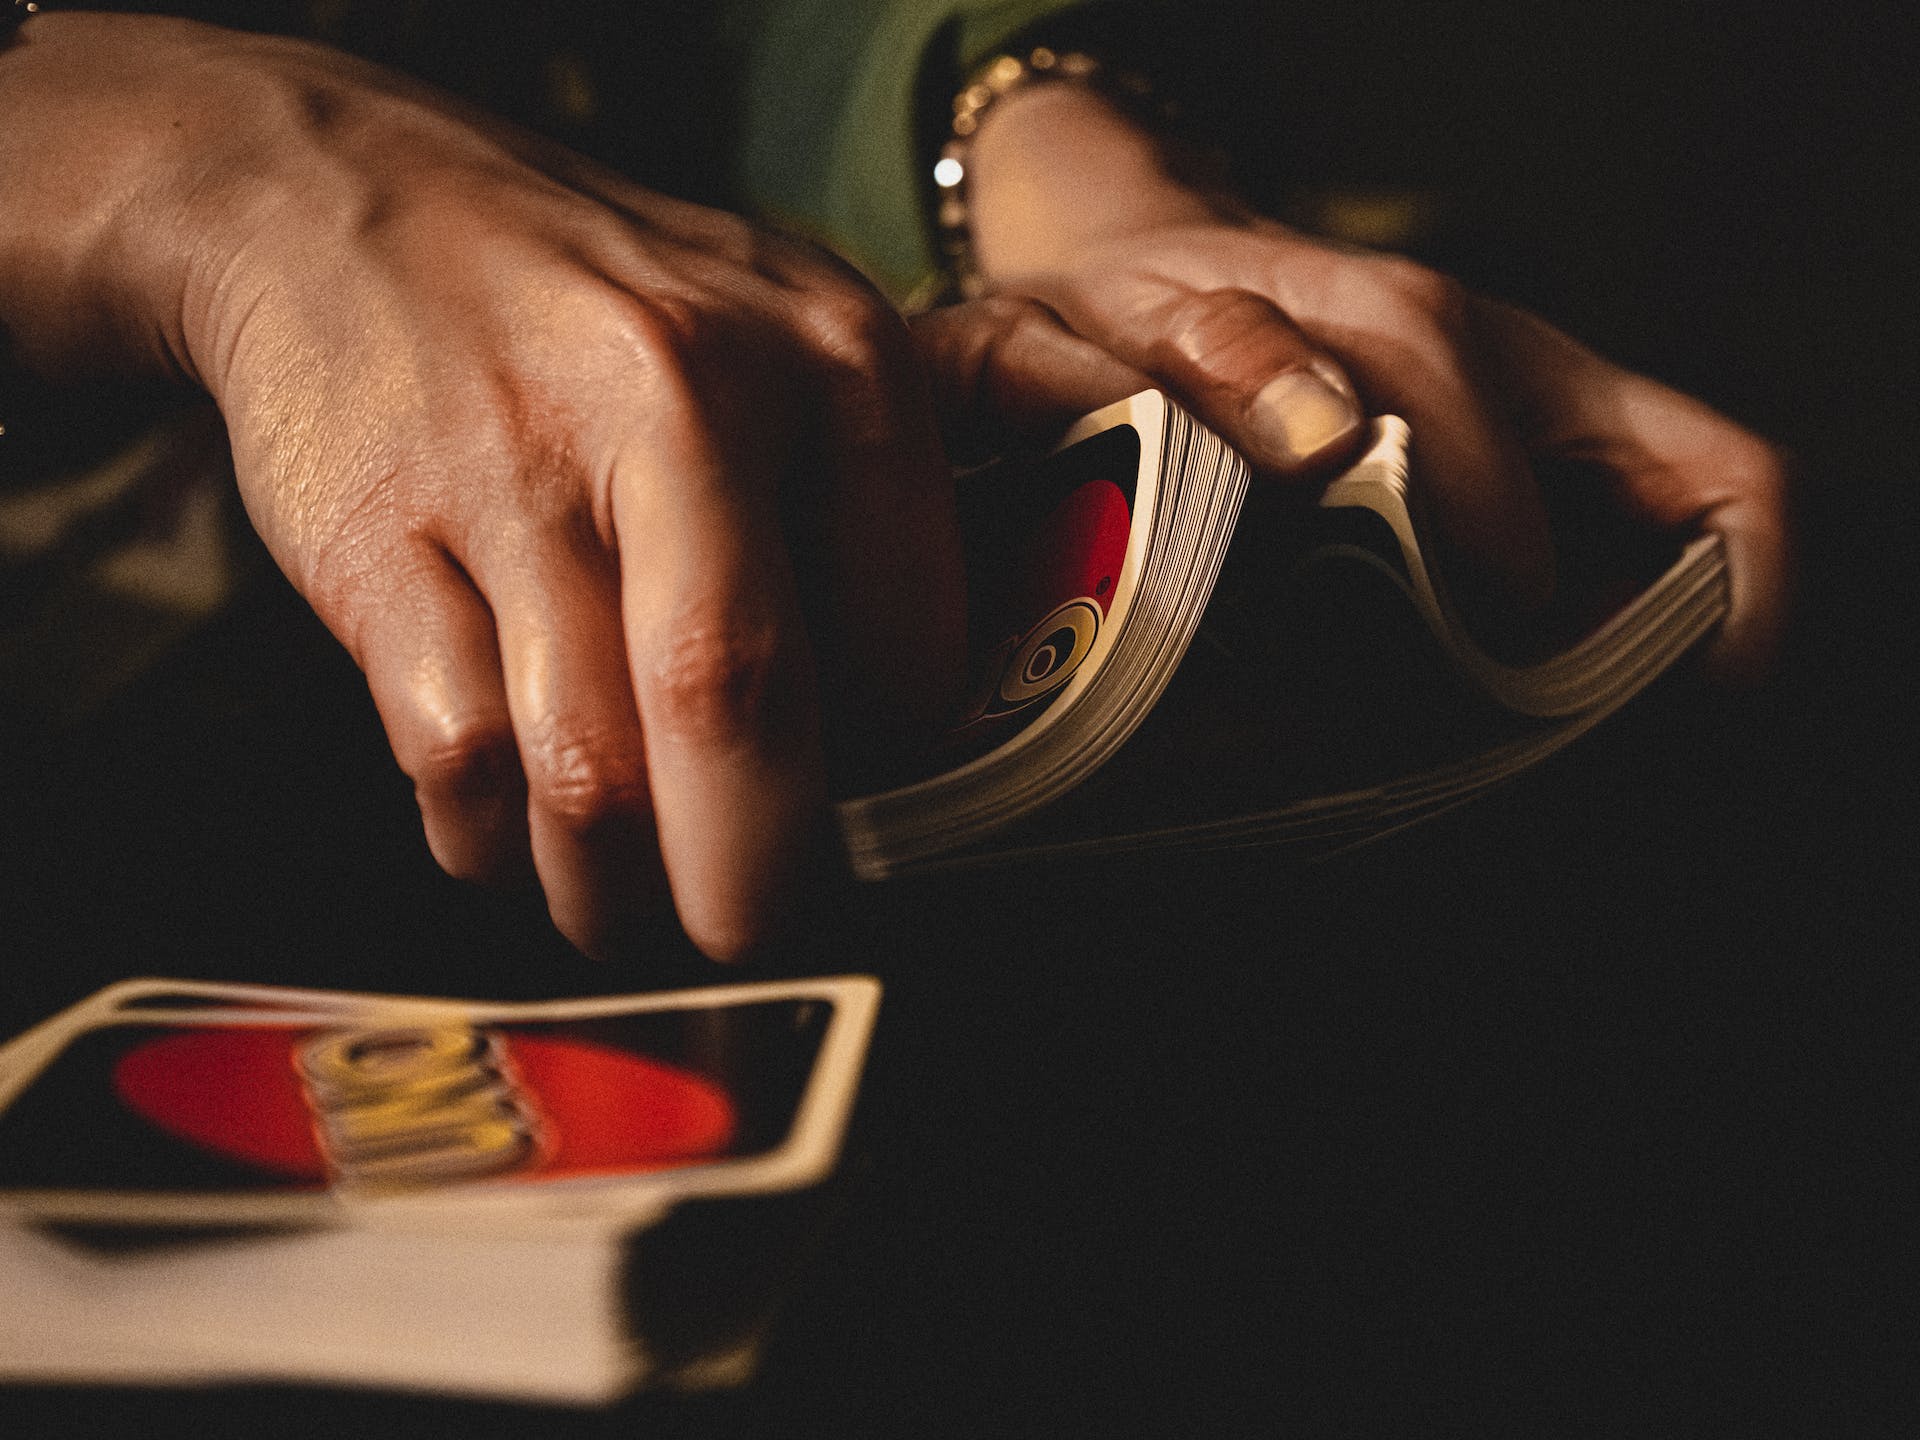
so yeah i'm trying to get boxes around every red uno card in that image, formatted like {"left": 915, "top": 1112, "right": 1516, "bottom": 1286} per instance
{"left": 0, "top": 976, "right": 879, "bottom": 1231}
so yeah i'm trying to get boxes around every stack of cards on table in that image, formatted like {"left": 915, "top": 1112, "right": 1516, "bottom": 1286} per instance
{"left": 0, "top": 975, "right": 879, "bottom": 1403}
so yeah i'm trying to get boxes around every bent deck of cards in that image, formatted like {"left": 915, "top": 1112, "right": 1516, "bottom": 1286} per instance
{"left": 838, "top": 391, "right": 1723, "bottom": 876}
{"left": 1, "top": 396, "right": 1725, "bottom": 1402}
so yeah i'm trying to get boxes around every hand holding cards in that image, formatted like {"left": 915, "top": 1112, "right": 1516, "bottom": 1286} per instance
{"left": 836, "top": 392, "right": 1728, "bottom": 876}
{"left": 0, "top": 975, "right": 879, "bottom": 1402}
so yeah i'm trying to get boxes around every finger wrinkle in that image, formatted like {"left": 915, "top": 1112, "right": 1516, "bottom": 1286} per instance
{"left": 524, "top": 724, "right": 652, "bottom": 832}
{"left": 639, "top": 616, "right": 797, "bottom": 751}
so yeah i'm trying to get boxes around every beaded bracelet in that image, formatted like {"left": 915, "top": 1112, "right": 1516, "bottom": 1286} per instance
{"left": 929, "top": 46, "right": 1169, "bottom": 303}
{"left": 3, "top": 0, "right": 43, "bottom": 38}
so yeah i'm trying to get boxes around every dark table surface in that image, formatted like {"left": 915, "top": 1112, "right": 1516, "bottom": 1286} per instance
{"left": 6, "top": 560, "right": 1905, "bottom": 1437}
{"left": 4, "top": 4, "right": 1910, "bottom": 1434}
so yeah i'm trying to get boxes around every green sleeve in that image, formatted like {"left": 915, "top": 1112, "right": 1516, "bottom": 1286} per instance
{"left": 721, "top": 0, "right": 1084, "bottom": 304}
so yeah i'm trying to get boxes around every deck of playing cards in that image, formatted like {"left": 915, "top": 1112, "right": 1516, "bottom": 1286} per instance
{"left": 0, "top": 975, "right": 880, "bottom": 1403}
{"left": 836, "top": 391, "right": 1727, "bottom": 877}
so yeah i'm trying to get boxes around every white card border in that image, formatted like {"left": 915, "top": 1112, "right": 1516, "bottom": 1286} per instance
{"left": 0, "top": 975, "right": 881, "bottom": 1232}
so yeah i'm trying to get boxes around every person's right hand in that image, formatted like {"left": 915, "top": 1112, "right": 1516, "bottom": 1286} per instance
{"left": 0, "top": 13, "right": 965, "bottom": 960}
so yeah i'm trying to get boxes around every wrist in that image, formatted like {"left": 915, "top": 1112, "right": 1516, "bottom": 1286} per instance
{"left": 1, "top": 15, "right": 223, "bottom": 381}
{"left": 962, "top": 81, "right": 1224, "bottom": 283}
{"left": 0, "top": 14, "right": 343, "bottom": 390}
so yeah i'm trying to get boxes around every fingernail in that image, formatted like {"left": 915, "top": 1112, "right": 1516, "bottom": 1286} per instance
{"left": 1250, "top": 359, "right": 1362, "bottom": 466}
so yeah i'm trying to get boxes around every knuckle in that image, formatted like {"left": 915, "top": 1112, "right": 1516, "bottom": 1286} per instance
{"left": 524, "top": 726, "right": 652, "bottom": 835}
{"left": 1364, "top": 255, "right": 1470, "bottom": 332}
{"left": 982, "top": 296, "right": 1060, "bottom": 397}
{"left": 950, "top": 295, "right": 1057, "bottom": 399}
{"left": 601, "top": 289, "right": 722, "bottom": 380}
{"left": 986, "top": 293, "right": 1061, "bottom": 347}
{"left": 639, "top": 615, "right": 787, "bottom": 747}
{"left": 411, "top": 713, "right": 520, "bottom": 798}
{"left": 798, "top": 285, "right": 909, "bottom": 374}
{"left": 1148, "top": 288, "right": 1282, "bottom": 373}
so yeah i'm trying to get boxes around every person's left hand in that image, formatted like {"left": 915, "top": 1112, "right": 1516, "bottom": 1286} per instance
{"left": 908, "top": 82, "right": 1790, "bottom": 682}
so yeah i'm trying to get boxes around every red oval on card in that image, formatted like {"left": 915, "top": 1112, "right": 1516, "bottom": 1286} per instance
{"left": 112, "top": 1028, "right": 737, "bottom": 1183}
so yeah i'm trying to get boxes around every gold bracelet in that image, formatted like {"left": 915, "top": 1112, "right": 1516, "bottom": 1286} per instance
{"left": 929, "top": 47, "right": 1162, "bottom": 303}
{"left": 3, "top": 0, "right": 44, "bottom": 38}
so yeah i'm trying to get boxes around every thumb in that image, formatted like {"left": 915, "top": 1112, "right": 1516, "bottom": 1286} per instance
{"left": 1055, "top": 285, "right": 1368, "bottom": 479}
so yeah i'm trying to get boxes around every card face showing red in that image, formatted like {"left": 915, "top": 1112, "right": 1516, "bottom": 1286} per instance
{"left": 938, "top": 423, "right": 1143, "bottom": 769}
{"left": 113, "top": 1024, "right": 736, "bottom": 1187}
{"left": 0, "top": 977, "right": 879, "bottom": 1227}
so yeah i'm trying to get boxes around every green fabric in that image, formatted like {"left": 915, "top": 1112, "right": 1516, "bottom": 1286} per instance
{"left": 722, "top": 0, "right": 1084, "bottom": 303}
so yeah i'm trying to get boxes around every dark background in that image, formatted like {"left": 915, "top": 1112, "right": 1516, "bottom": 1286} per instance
{"left": 4, "top": 1, "right": 1911, "bottom": 1434}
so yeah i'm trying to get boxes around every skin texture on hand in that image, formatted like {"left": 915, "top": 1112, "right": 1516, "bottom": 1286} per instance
{"left": 1, "top": 15, "right": 966, "bottom": 960}
{"left": 928, "top": 81, "right": 1790, "bottom": 682}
